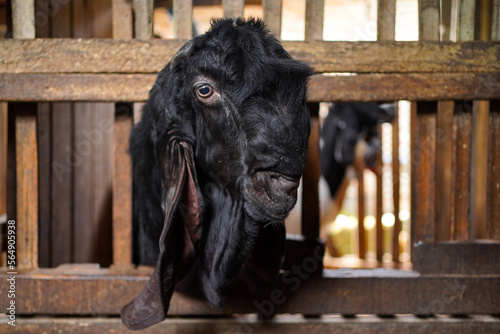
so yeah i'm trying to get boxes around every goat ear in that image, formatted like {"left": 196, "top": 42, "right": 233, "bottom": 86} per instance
{"left": 170, "top": 40, "right": 193, "bottom": 70}
{"left": 121, "top": 138, "right": 202, "bottom": 330}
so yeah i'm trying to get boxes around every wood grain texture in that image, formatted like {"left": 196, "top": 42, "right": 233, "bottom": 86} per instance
{"left": 174, "top": 0, "right": 193, "bottom": 39}
{"left": 11, "top": 0, "right": 35, "bottom": 39}
{"left": 112, "top": 0, "right": 133, "bottom": 39}
{"left": 2, "top": 39, "right": 499, "bottom": 74}
{"left": 305, "top": 0, "right": 324, "bottom": 42}
{"left": 133, "top": 0, "right": 153, "bottom": 39}
{"left": 263, "top": 0, "right": 282, "bottom": 38}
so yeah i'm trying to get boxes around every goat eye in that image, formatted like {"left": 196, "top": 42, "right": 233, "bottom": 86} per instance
{"left": 196, "top": 85, "right": 214, "bottom": 99}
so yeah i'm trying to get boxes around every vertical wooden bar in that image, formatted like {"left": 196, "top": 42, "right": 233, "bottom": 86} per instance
{"left": 493, "top": 0, "right": 500, "bottom": 41}
{"left": 133, "top": 0, "right": 154, "bottom": 39}
{"left": 113, "top": 105, "right": 133, "bottom": 265}
{"left": 392, "top": 106, "right": 401, "bottom": 261}
{"left": 435, "top": 101, "right": 454, "bottom": 241}
{"left": 470, "top": 0, "right": 492, "bottom": 240}
{"left": 357, "top": 172, "right": 366, "bottom": 259}
{"left": 410, "top": 101, "right": 417, "bottom": 254}
{"left": 305, "top": 0, "right": 324, "bottom": 41}
{"left": 488, "top": 101, "right": 500, "bottom": 240}
{"left": 453, "top": 102, "right": 471, "bottom": 240}
{"left": 12, "top": 0, "right": 37, "bottom": 269}
{"left": 14, "top": 104, "right": 38, "bottom": 269}
{"left": 377, "top": 0, "right": 395, "bottom": 261}
{"left": 412, "top": 1, "right": 439, "bottom": 244}
{"left": 263, "top": 0, "right": 282, "bottom": 38}
{"left": 302, "top": 106, "right": 321, "bottom": 239}
{"left": 222, "top": 0, "right": 244, "bottom": 18}
{"left": 457, "top": 0, "right": 475, "bottom": 40}
{"left": 174, "top": 0, "right": 193, "bottom": 39}
{"left": 12, "top": 0, "right": 35, "bottom": 39}
{"left": 112, "top": 0, "right": 133, "bottom": 39}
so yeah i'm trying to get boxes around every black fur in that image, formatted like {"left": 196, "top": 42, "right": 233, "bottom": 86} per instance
{"left": 129, "top": 18, "right": 312, "bottom": 311}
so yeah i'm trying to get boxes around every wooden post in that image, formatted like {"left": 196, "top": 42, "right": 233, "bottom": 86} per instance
{"left": 174, "top": 0, "right": 193, "bottom": 39}
{"left": 11, "top": 0, "right": 35, "bottom": 39}
{"left": 263, "top": 0, "right": 282, "bottom": 38}
{"left": 305, "top": 0, "right": 324, "bottom": 41}
{"left": 133, "top": 0, "right": 154, "bottom": 39}
{"left": 112, "top": 0, "right": 133, "bottom": 39}
{"left": 222, "top": 0, "right": 244, "bottom": 18}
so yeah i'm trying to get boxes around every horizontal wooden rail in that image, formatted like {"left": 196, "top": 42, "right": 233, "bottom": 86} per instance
{"left": 1, "top": 39, "right": 500, "bottom": 74}
{"left": 1, "top": 266, "right": 498, "bottom": 316}
{"left": 1, "top": 72, "right": 499, "bottom": 102}
{"left": 1, "top": 315, "right": 499, "bottom": 333}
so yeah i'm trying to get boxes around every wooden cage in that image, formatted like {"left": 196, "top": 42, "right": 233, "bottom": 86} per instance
{"left": 1, "top": 0, "right": 500, "bottom": 332}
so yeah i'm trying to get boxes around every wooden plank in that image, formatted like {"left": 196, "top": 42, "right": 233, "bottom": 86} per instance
{"left": 302, "top": 105, "right": 320, "bottom": 240}
{"left": 453, "top": 102, "right": 472, "bottom": 240}
{"left": 112, "top": 105, "right": 133, "bottom": 265}
{"left": 435, "top": 101, "right": 454, "bottom": 241}
{"left": 222, "top": 0, "right": 244, "bottom": 18}
{"left": 2, "top": 72, "right": 500, "bottom": 103}
{"left": 13, "top": 103, "right": 38, "bottom": 269}
{"left": 358, "top": 171, "right": 366, "bottom": 259}
{"left": 133, "top": 0, "right": 153, "bottom": 39}
{"left": 457, "top": 0, "right": 476, "bottom": 41}
{"left": 305, "top": 0, "right": 324, "bottom": 41}
{"left": 392, "top": 107, "right": 401, "bottom": 262}
{"left": 414, "top": 103, "right": 437, "bottom": 243}
{"left": 3, "top": 39, "right": 500, "bottom": 74}
{"left": 375, "top": 153, "right": 383, "bottom": 261}
{"left": 377, "top": 0, "right": 396, "bottom": 41}
{"left": 11, "top": 0, "right": 35, "bottom": 39}
{"left": 263, "top": 0, "right": 282, "bottom": 38}
{"left": 112, "top": 0, "right": 133, "bottom": 39}
{"left": 489, "top": 101, "right": 500, "bottom": 240}
{"left": 418, "top": 0, "right": 440, "bottom": 41}
{"left": 1, "top": 315, "right": 499, "bottom": 333}
{"left": 174, "top": 0, "right": 193, "bottom": 39}
{"left": 1, "top": 267, "right": 499, "bottom": 315}
{"left": 413, "top": 241, "right": 500, "bottom": 275}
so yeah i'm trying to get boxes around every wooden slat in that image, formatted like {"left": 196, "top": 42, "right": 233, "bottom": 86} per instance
{"left": 2, "top": 72, "right": 500, "bottom": 103}
{"left": 37, "top": 103, "right": 51, "bottom": 267}
{"left": 435, "top": 101, "right": 454, "bottom": 241}
{"left": 377, "top": 0, "right": 396, "bottom": 41}
{"left": 1, "top": 315, "right": 499, "bottom": 333}
{"left": 305, "top": 0, "right": 324, "bottom": 41}
{"left": 222, "top": 0, "right": 244, "bottom": 18}
{"left": 489, "top": 100, "right": 500, "bottom": 240}
{"left": 413, "top": 241, "right": 500, "bottom": 275}
{"left": 11, "top": 0, "right": 35, "bottom": 39}
{"left": 112, "top": 0, "right": 133, "bottom": 39}
{"left": 2, "top": 40, "right": 500, "bottom": 74}
{"left": 1, "top": 267, "right": 499, "bottom": 315}
{"left": 453, "top": 102, "right": 472, "bottom": 240}
{"left": 392, "top": 107, "right": 401, "bottom": 262}
{"left": 358, "top": 172, "right": 366, "bottom": 259}
{"left": 263, "top": 0, "right": 282, "bottom": 38}
{"left": 133, "top": 0, "right": 153, "bottom": 39}
{"left": 112, "top": 105, "right": 133, "bottom": 265}
{"left": 13, "top": 104, "right": 38, "bottom": 269}
{"left": 302, "top": 106, "right": 321, "bottom": 240}
{"left": 174, "top": 0, "right": 193, "bottom": 39}
{"left": 457, "top": 0, "right": 476, "bottom": 41}
{"left": 418, "top": 0, "right": 440, "bottom": 41}
{"left": 375, "top": 153, "right": 383, "bottom": 261}
{"left": 414, "top": 103, "right": 437, "bottom": 243}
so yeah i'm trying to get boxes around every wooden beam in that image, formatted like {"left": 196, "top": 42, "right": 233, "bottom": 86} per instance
{"left": 263, "top": 0, "right": 282, "bottom": 38}
{"left": 222, "top": 0, "right": 244, "bottom": 18}
{"left": 2, "top": 39, "right": 500, "bottom": 74}
{"left": 11, "top": 0, "right": 35, "bottom": 39}
{"left": 112, "top": 0, "right": 133, "bottom": 39}
{"left": 174, "top": 0, "right": 193, "bottom": 39}
{"left": 1, "top": 315, "right": 499, "bottom": 333}
{"left": 305, "top": 0, "right": 324, "bottom": 42}
{"left": 413, "top": 241, "right": 500, "bottom": 275}
{"left": 133, "top": 0, "right": 153, "bottom": 39}
{"left": 0, "top": 267, "right": 498, "bottom": 315}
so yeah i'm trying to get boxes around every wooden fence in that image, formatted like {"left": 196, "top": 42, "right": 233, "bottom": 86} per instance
{"left": 1, "top": 0, "right": 500, "bottom": 332}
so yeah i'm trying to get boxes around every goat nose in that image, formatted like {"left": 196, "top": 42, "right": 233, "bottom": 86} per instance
{"left": 276, "top": 175, "right": 300, "bottom": 195}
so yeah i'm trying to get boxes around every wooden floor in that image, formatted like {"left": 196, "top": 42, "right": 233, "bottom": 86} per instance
{"left": 1, "top": 315, "right": 499, "bottom": 333}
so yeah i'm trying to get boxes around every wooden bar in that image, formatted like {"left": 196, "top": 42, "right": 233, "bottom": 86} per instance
{"left": 435, "top": 101, "right": 454, "bottom": 241}
{"left": 413, "top": 241, "right": 500, "bottom": 275}
{"left": 222, "top": 0, "right": 244, "bottom": 18}
{"left": 377, "top": 0, "right": 396, "bottom": 41}
{"left": 13, "top": 104, "right": 39, "bottom": 269}
{"left": 457, "top": 0, "right": 475, "bottom": 41}
{"left": 174, "top": 0, "right": 193, "bottom": 39}
{"left": 112, "top": 105, "right": 133, "bottom": 265}
{"left": 1, "top": 267, "right": 499, "bottom": 315}
{"left": 392, "top": 108, "right": 401, "bottom": 262}
{"left": 112, "top": 0, "right": 133, "bottom": 40}
{"left": 305, "top": 0, "right": 324, "bottom": 42}
{"left": 418, "top": 0, "right": 440, "bottom": 41}
{"left": 489, "top": 100, "right": 500, "bottom": 240}
{"left": 1, "top": 315, "right": 499, "bottom": 333}
{"left": 263, "top": 0, "right": 282, "bottom": 38}
{"left": 11, "top": 0, "right": 35, "bottom": 39}
{"left": 375, "top": 153, "right": 383, "bottom": 261}
{"left": 133, "top": 0, "right": 154, "bottom": 39}
{"left": 301, "top": 105, "right": 321, "bottom": 240}
{"left": 453, "top": 102, "right": 472, "bottom": 240}
{"left": 2, "top": 39, "right": 500, "bottom": 74}
{"left": 357, "top": 172, "right": 366, "bottom": 259}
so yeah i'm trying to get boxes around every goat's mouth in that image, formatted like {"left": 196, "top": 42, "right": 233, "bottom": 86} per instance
{"left": 243, "top": 171, "right": 300, "bottom": 222}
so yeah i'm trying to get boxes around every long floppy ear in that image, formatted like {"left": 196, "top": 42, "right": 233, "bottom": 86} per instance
{"left": 122, "top": 41, "right": 201, "bottom": 330}
{"left": 122, "top": 137, "right": 201, "bottom": 330}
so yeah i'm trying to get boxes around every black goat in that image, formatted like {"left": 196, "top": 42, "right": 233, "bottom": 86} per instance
{"left": 121, "top": 18, "right": 312, "bottom": 330}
